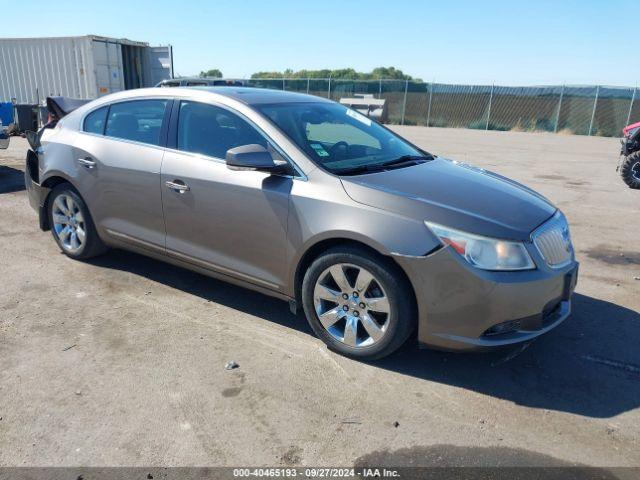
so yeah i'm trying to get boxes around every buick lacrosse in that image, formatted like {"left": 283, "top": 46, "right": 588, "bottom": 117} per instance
{"left": 14, "top": 88, "right": 578, "bottom": 359}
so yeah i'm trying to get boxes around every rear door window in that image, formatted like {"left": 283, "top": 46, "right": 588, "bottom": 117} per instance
{"left": 83, "top": 106, "right": 108, "bottom": 135}
{"left": 104, "top": 100, "right": 168, "bottom": 146}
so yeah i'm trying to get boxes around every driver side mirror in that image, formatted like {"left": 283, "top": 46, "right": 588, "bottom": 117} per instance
{"left": 226, "top": 144, "right": 286, "bottom": 173}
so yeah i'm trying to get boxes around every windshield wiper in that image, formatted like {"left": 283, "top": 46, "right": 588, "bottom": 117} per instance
{"left": 333, "top": 164, "right": 375, "bottom": 175}
{"left": 378, "top": 154, "right": 433, "bottom": 168}
{"left": 333, "top": 154, "right": 433, "bottom": 176}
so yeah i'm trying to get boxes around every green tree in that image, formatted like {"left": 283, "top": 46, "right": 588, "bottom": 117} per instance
{"left": 199, "top": 69, "right": 223, "bottom": 78}
{"left": 250, "top": 67, "right": 421, "bottom": 82}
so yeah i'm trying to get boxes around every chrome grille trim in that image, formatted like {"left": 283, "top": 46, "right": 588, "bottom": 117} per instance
{"left": 531, "top": 212, "right": 573, "bottom": 268}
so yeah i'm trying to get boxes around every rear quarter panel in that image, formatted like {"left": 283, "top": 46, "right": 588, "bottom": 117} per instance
{"left": 39, "top": 127, "right": 83, "bottom": 187}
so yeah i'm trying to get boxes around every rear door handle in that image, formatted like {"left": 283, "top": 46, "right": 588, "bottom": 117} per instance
{"left": 77, "top": 157, "right": 96, "bottom": 169}
{"left": 165, "top": 179, "right": 190, "bottom": 193}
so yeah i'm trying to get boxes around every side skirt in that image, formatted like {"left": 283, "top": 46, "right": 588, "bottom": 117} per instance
{"left": 103, "top": 230, "right": 293, "bottom": 304}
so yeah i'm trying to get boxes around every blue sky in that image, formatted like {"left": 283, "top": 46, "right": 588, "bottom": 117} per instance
{"left": 4, "top": 0, "right": 638, "bottom": 86}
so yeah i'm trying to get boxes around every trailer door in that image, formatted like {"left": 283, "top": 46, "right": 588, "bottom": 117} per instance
{"left": 147, "top": 46, "right": 173, "bottom": 86}
{"left": 92, "top": 40, "right": 125, "bottom": 96}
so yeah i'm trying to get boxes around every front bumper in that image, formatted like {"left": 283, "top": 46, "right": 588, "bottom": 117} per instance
{"left": 393, "top": 246, "right": 578, "bottom": 351}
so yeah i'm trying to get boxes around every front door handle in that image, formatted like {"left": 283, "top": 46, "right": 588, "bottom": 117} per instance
{"left": 165, "top": 179, "right": 190, "bottom": 193}
{"left": 77, "top": 157, "right": 96, "bottom": 169}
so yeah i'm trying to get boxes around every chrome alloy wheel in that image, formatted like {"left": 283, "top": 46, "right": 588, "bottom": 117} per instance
{"left": 52, "top": 194, "right": 86, "bottom": 253}
{"left": 313, "top": 263, "right": 391, "bottom": 348}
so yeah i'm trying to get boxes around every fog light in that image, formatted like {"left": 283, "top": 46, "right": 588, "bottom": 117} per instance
{"left": 484, "top": 320, "right": 522, "bottom": 336}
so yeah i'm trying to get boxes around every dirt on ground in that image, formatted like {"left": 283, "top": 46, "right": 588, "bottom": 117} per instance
{"left": 0, "top": 128, "right": 638, "bottom": 467}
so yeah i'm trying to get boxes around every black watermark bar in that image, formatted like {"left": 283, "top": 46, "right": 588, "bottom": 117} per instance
{"left": 0, "top": 468, "right": 637, "bottom": 480}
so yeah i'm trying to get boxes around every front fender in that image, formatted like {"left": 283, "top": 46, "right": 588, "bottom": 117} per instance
{"left": 285, "top": 177, "right": 440, "bottom": 297}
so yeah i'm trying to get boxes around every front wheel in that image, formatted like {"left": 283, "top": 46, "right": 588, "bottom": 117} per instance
{"left": 48, "top": 183, "right": 107, "bottom": 260}
{"left": 620, "top": 151, "right": 640, "bottom": 189}
{"left": 301, "top": 246, "right": 416, "bottom": 360}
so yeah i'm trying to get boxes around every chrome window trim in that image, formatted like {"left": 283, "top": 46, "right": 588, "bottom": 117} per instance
{"left": 76, "top": 130, "right": 168, "bottom": 153}
{"left": 79, "top": 96, "right": 172, "bottom": 150}
{"left": 173, "top": 99, "right": 308, "bottom": 181}
{"left": 79, "top": 96, "right": 173, "bottom": 133}
{"left": 77, "top": 94, "right": 308, "bottom": 180}
{"left": 161, "top": 145, "right": 306, "bottom": 181}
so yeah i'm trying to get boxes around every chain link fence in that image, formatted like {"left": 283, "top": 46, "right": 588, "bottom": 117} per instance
{"left": 245, "top": 79, "right": 638, "bottom": 137}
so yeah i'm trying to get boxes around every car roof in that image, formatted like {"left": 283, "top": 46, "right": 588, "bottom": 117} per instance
{"left": 175, "top": 77, "right": 203, "bottom": 81}
{"left": 71, "top": 87, "right": 332, "bottom": 120}
{"left": 161, "top": 77, "right": 232, "bottom": 83}
{"left": 189, "top": 87, "right": 332, "bottom": 106}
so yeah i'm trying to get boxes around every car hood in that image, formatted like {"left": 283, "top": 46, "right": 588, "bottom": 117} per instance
{"left": 340, "top": 158, "right": 556, "bottom": 241}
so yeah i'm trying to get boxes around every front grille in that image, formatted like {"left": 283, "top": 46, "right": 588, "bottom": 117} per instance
{"left": 532, "top": 212, "right": 573, "bottom": 268}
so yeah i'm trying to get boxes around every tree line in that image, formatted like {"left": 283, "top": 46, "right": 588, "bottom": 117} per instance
{"left": 199, "top": 67, "right": 421, "bottom": 82}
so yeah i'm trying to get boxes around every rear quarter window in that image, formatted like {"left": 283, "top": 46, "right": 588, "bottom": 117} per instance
{"left": 83, "top": 106, "right": 108, "bottom": 135}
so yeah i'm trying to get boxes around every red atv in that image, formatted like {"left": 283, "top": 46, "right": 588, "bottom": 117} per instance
{"left": 619, "top": 121, "right": 640, "bottom": 189}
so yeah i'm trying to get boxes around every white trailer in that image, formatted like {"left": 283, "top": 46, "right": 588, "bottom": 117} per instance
{"left": 0, "top": 35, "right": 173, "bottom": 103}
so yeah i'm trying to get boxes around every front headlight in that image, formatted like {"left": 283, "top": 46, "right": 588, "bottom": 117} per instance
{"left": 425, "top": 221, "right": 535, "bottom": 271}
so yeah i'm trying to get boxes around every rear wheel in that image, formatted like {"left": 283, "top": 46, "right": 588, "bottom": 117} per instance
{"left": 301, "top": 246, "right": 415, "bottom": 360}
{"left": 620, "top": 151, "right": 640, "bottom": 189}
{"left": 48, "top": 184, "right": 107, "bottom": 259}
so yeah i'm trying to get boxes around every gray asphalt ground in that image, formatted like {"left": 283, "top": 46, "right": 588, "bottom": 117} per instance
{"left": 0, "top": 128, "right": 639, "bottom": 468}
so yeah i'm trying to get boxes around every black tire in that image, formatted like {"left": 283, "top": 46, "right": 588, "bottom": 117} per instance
{"left": 301, "top": 246, "right": 416, "bottom": 360}
{"left": 48, "top": 183, "right": 107, "bottom": 260}
{"left": 620, "top": 151, "right": 640, "bottom": 189}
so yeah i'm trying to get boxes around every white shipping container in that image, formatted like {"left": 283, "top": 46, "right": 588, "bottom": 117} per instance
{"left": 0, "top": 35, "right": 173, "bottom": 103}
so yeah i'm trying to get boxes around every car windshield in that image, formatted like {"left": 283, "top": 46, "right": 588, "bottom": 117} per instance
{"left": 256, "top": 102, "right": 433, "bottom": 175}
